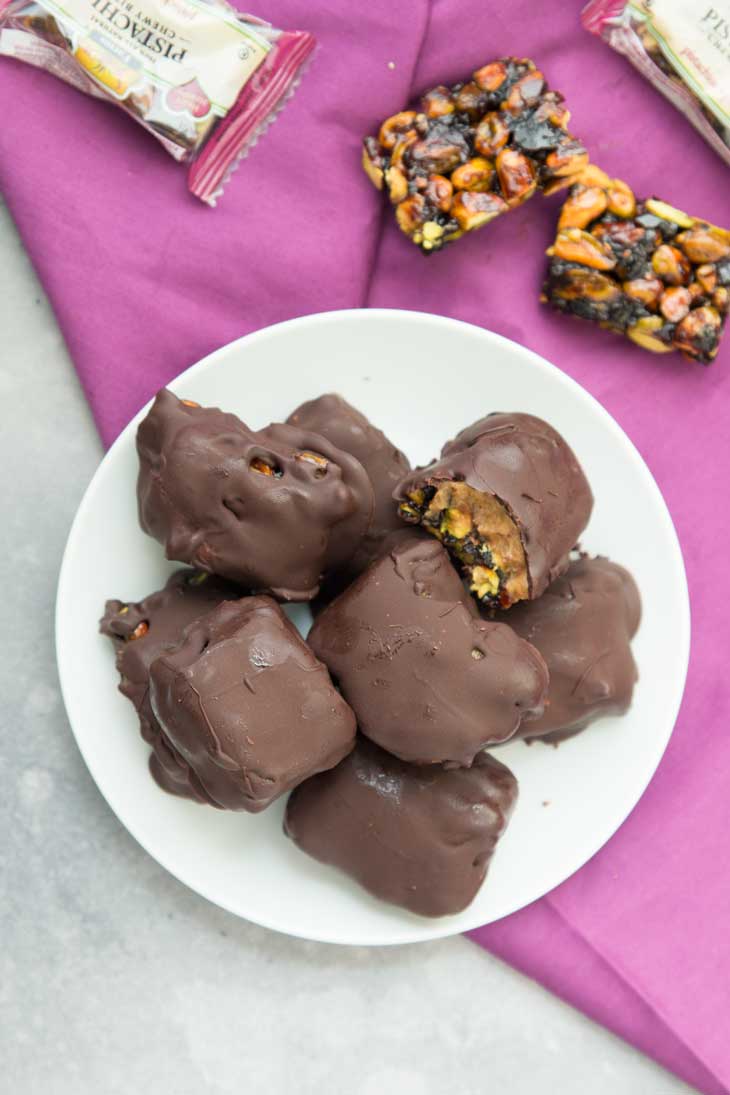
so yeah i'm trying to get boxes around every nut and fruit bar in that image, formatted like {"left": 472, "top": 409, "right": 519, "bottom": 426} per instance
{"left": 543, "top": 166, "right": 730, "bottom": 362}
{"left": 362, "top": 57, "right": 589, "bottom": 253}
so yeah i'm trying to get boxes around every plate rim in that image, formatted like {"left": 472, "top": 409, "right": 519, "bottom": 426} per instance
{"left": 55, "top": 307, "right": 691, "bottom": 946}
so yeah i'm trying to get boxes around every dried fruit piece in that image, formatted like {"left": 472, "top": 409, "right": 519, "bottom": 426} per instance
{"left": 644, "top": 198, "right": 694, "bottom": 228}
{"left": 652, "top": 244, "right": 691, "bottom": 285}
{"left": 378, "top": 111, "right": 418, "bottom": 151}
{"left": 553, "top": 268, "right": 622, "bottom": 303}
{"left": 674, "top": 306, "right": 722, "bottom": 360}
{"left": 473, "top": 60, "right": 508, "bottom": 92}
{"left": 550, "top": 229, "right": 616, "bottom": 270}
{"left": 659, "top": 286, "right": 691, "bottom": 323}
{"left": 676, "top": 226, "right": 730, "bottom": 264}
{"left": 696, "top": 264, "right": 717, "bottom": 294}
{"left": 451, "top": 157, "right": 494, "bottom": 192}
{"left": 623, "top": 277, "right": 663, "bottom": 308}
{"left": 502, "top": 70, "right": 545, "bottom": 113}
{"left": 389, "top": 132, "right": 417, "bottom": 173}
{"left": 606, "top": 180, "right": 636, "bottom": 219}
{"left": 410, "top": 132, "right": 468, "bottom": 175}
{"left": 297, "top": 451, "right": 329, "bottom": 477}
{"left": 385, "top": 166, "right": 408, "bottom": 204}
{"left": 425, "top": 174, "right": 454, "bottom": 212}
{"left": 473, "top": 113, "right": 510, "bottom": 158}
{"left": 713, "top": 287, "right": 729, "bottom": 314}
{"left": 627, "top": 315, "right": 673, "bottom": 353}
{"left": 250, "top": 457, "right": 280, "bottom": 477}
{"left": 421, "top": 86, "right": 455, "bottom": 118}
{"left": 531, "top": 90, "right": 570, "bottom": 130}
{"left": 571, "top": 164, "right": 612, "bottom": 189}
{"left": 361, "top": 147, "right": 384, "bottom": 190}
{"left": 496, "top": 148, "right": 537, "bottom": 206}
{"left": 545, "top": 139, "right": 589, "bottom": 178}
{"left": 395, "top": 193, "right": 427, "bottom": 236}
{"left": 558, "top": 186, "right": 608, "bottom": 230}
{"left": 453, "top": 81, "right": 486, "bottom": 118}
{"left": 451, "top": 191, "right": 508, "bottom": 231}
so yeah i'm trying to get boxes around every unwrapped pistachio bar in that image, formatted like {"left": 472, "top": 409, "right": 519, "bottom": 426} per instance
{"left": 363, "top": 58, "right": 588, "bottom": 253}
{"left": 543, "top": 167, "right": 729, "bottom": 363}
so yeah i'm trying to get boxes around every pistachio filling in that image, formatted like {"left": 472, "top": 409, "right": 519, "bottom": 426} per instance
{"left": 399, "top": 481, "right": 529, "bottom": 607}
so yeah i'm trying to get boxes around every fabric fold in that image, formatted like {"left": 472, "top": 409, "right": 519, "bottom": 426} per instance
{"left": 473, "top": 901, "right": 727, "bottom": 1095}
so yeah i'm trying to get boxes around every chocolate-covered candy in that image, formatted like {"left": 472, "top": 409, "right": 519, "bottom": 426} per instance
{"left": 396, "top": 412, "right": 593, "bottom": 608}
{"left": 285, "top": 738, "right": 518, "bottom": 917}
{"left": 506, "top": 556, "right": 640, "bottom": 742}
{"left": 100, "top": 568, "right": 241, "bottom": 801}
{"left": 287, "top": 393, "right": 412, "bottom": 575}
{"left": 136, "top": 389, "right": 374, "bottom": 601}
{"left": 149, "top": 597, "right": 356, "bottom": 812}
{"left": 307, "top": 537, "right": 548, "bottom": 766}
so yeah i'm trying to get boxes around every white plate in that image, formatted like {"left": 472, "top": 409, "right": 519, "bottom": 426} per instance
{"left": 56, "top": 309, "right": 690, "bottom": 946}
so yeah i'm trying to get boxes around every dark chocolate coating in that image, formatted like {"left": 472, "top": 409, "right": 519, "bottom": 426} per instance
{"left": 506, "top": 556, "right": 640, "bottom": 742}
{"left": 307, "top": 537, "right": 549, "bottom": 766}
{"left": 99, "top": 568, "right": 242, "bottom": 802}
{"left": 286, "top": 393, "right": 412, "bottom": 575}
{"left": 396, "top": 412, "right": 594, "bottom": 600}
{"left": 149, "top": 597, "right": 356, "bottom": 812}
{"left": 285, "top": 738, "right": 518, "bottom": 917}
{"left": 136, "top": 389, "right": 374, "bottom": 601}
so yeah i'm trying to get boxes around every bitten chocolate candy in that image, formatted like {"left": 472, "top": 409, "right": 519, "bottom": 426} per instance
{"left": 286, "top": 393, "right": 411, "bottom": 575}
{"left": 285, "top": 738, "right": 518, "bottom": 917}
{"left": 136, "top": 389, "right": 374, "bottom": 601}
{"left": 506, "top": 556, "right": 640, "bottom": 742}
{"left": 396, "top": 412, "right": 593, "bottom": 608}
{"left": 307, "top": 537, "right": 548, "bottom": 766}
{"left": 148, "top": 597, "right": 356, "bottom": 812}
{"left": 100, "top": 568, "right": 241, "bottom": 802}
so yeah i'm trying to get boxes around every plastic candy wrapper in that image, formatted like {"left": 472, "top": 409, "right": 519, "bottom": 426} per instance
{"left": 0, "top": 0, "right": 315, "bottom": 204}
{"left": 582, "top": 1, "right": 730, "bottom": 168}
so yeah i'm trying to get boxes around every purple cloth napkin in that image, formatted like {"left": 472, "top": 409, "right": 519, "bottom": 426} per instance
{"left": 2, "top": 2, "right": 729, "bottom": 1090}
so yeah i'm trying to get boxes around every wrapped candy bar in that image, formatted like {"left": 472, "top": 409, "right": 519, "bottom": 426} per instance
{"left": 0, "top": 0, "right": 315, "bottom": 204}
{"left": 362, "top": 57, "right": 589, "bottom": 253}
{"left": 583, "top": 1, "right": 730, "bottom": 167}
{"left": 543, "top": 166, "right": 730, "bottom": 362}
